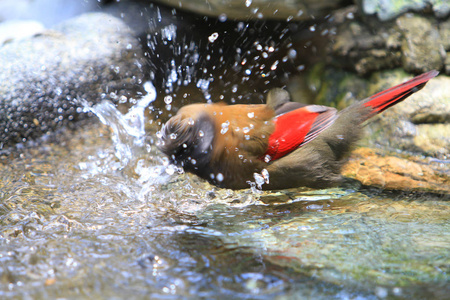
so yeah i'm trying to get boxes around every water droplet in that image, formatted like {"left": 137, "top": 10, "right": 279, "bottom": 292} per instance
{"left": 247, "top": 112, "right": 254, "bottom": 118}
{"left": 309, "top": 25, "right": 316, "bottom": 32}
{"left": 208, "top": 32, "right": 219, "bottom": 43}
{"left": 336, "top": 135, "right": 344, "bottom": 140}
{"left": 164, "top": 95, "right": 173, "bottom": 104}
{"left": 198, "top": 130, "right": 204, "bottom": 137}
{"left": 264, "top": 155, "right": 271, "bottom": 163}
{"left": 220, "top": 121, "right": 230, "bottom": 134}
{"left": 165, "top": 166, "right": 175, "bottom": 175}
{"left": 191, "top": 159, "right": 197, "bottom": 165}
{"left": 216, "top": 173, "right": 224, "bottom": 182}
{"left": 288, "top": 49, "right": 297, "bottom": 59}
{"left": 253, "top": 173, "right": 265, "bottom": 188}
{"left": 270, "top": 60, "right": 279, "bottom": 71}
{"left": 169, "top": 133, "right": 177, "bottom": 139}
{"left": 218, "top": 13, "right": 227, "bottom": 22}
{"left": 245, "top": 0, "right": 252, "bottom": 7}
{"left": 182, "top": 143, "right": 187, "bottom": 148}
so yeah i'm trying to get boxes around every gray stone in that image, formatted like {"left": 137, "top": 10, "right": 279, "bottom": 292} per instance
{"left": 396, "top": 15, "right": 444, "bottom": 73}
{"left": 0, "top": 13, "right": 146, "bottom": 149}
{"left": 329, "top": 14, "right": 449, "bottom": 76}
{"left": 360, "top": 0, "right": 450, "bottom": 21}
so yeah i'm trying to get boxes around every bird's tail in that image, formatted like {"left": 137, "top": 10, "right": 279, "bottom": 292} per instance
{"left": 358, "top": 70, "right": 439, "bottom": 121}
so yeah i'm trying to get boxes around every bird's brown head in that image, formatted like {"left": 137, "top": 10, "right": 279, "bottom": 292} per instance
{"left": 157, "top": 109, "right": 215, "bottom": 172}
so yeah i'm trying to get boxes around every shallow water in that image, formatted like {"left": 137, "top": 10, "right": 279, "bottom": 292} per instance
{"left": 0, "top": 104, "right": 448, "bottom": 299}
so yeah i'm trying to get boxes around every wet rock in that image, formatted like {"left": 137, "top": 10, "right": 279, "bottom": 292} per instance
{"left": 152, "top": 0, "right": 347, "bottom": 21}
{"left": 414, "top": 124, "right": 450, "bottom": 157}
{"left": 396, "top": 14, "right": 444, "bottom": 73}
{"left": 329, "top": 14, "right": 447, "bottom": 75}
{"left": 0, "top": 13, "right": 146, "bottom": 149}
{"left": 342, "top": 148, "right": 450, "bottom": 192}
{"left": 359, "top": 0, "right": 450, "bottom": 21}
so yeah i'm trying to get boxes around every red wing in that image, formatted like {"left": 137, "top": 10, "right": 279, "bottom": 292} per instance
{"left": 263, "top": 105, "right": 337, "bottom": 162}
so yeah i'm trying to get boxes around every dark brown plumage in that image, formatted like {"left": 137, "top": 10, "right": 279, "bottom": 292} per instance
{"left": 158, "top": 70, "right": 438, "bottom": 190}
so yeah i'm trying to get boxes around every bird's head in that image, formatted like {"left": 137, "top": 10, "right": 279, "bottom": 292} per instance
{"left": 157, "top": 111, "right": 215, "bottom": 172}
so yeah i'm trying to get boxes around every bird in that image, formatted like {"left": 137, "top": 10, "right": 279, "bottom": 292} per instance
{"left": 157, "top": 70, "right": 439, "bottom": 190}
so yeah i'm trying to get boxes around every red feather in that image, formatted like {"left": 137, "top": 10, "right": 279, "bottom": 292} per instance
{"left": 363, "top": 70, "right": 439, "bottom": 117}
{"left": 264, "top": 106, "right": 337, "bottom": 161}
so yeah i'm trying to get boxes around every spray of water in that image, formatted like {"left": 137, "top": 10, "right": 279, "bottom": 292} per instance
{"left": 82, "top": 81, "right": 156, "bottom": 165}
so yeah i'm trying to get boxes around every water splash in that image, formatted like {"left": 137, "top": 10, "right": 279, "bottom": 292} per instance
{"left": 82, "top": 81, "right": 156, "bottom": 166}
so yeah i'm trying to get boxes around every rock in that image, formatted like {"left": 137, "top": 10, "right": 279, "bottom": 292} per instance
{"left": 396, "top": 14, "right": 444, "bottom": 73}
{"left": 0, "top": 13, "right": 146, "bottom": 149}
{"left": 414, "top": 124, "right": 450, "bottom": 158}
{"left": 328, "top": 14, "right": 448, "bottom": 75}
{"left": 360, "top": 0, "right": 450, "bottom": 21}
{"left": 342, "top": 148, "right": 450, "bottom": 192}
{"left": 152, "top": 0, "right": 347, "bottom": 21}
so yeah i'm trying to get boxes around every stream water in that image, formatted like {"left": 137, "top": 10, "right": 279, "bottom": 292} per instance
{"left": 0, "top": 80, "right": 448, "bottom": 299}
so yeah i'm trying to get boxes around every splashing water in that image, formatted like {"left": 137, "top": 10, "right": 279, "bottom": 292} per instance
{"left": 82, "top": 82, "right": 156, "bottom": 165}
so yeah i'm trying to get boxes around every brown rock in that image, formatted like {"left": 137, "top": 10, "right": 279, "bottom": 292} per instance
{"left": 342, "top": 148, "right": 450, "bottom": 193}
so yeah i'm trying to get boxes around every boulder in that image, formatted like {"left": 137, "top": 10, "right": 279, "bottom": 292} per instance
{"left": 0, "top": 13, "right": 146, "bottom": 149}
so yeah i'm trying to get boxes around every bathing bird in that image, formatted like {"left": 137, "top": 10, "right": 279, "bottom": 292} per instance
{"left": 158, "top": 70, "right": 438, "bottom": 190}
